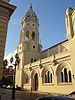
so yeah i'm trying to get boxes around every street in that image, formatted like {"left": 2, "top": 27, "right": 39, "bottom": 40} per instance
{"left": 0, "top": 88, "right": 47, "bottom": 100}
{"left": 0, "top": 88, "right": 75, "bottom": 100}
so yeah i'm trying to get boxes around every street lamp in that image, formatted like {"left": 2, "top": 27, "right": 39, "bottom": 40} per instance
{"left": 3, "top": 53, "right": 20, "bottom": 99}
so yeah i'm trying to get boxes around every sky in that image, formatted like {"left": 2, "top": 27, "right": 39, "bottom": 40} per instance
{"left": 5, "top": 0, "right": 75, "bottom": 56}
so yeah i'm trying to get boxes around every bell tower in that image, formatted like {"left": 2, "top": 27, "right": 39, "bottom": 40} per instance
{"left": 18, "top": 5, "right": 42, "bottom": 65}
{"left": 16, "top": 5, "right": 42, "bottom": 87}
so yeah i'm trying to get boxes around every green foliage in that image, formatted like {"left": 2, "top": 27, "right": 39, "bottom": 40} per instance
{"left": 2, "top": 76, "right": 13, "bottom": 86}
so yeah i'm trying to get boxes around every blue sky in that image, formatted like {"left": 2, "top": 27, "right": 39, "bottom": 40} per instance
{"left": 5, "top": 0, "right": 75, "bottom": 56}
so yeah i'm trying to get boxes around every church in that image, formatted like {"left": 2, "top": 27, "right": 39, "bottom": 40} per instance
{"left": 15, "top": 5, "right": 75, "bottom": 94}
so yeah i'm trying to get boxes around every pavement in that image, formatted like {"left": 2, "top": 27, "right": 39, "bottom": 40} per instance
{"left": 0, "top": 88, "right": 47, "bottom": 100}
{"left": 0, "top": 88, "right": 75, "bottom": 100}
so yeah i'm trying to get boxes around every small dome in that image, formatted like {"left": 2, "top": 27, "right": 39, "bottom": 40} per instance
{"left": 25, "top": 4, "right": 38, "bottom": 22}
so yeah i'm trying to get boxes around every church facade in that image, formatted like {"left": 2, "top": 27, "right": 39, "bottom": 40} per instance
{"left": 15, "top": 5, "right": 75, "bottom": 94}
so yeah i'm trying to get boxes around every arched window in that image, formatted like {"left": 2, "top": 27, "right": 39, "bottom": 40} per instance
{"left": 25, "top": 31, "right": 29, "bottom": 41}
{"left": 69, "top": 71, "right": 72, "bottom": 82}
{"left": 50, "top": 73, "right": 52, "bottom": 83}
{"left": 64, "top": 68, "right": 68, "bottom": 82}
{"left": 45, "top": 74, "right": 47, "bottom": 83}
{"left": 44, "top": 71, "right": 52, "bottom": 83}
{"left": 60, "top": 67, "right": 72, "bottom": 83}
{"left": 31, "top": 31, "right": 35, "bottom": 41}
{"left": 61, "top": 72, "right": 63, "bottom": 82}
{"left": 48, "top": 71, "right": 50, "bottom": 83}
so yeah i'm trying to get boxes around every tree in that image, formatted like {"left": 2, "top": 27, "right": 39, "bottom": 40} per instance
{"left": 2, "top": 76, "right": 13, "bottom": 86}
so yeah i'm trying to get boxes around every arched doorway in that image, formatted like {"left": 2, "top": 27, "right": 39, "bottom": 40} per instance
{"left": 34, "top": 73, "right": 38, "bottom": 91}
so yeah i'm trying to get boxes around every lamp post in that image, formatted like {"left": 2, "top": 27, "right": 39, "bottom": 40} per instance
{"left": 3, "top": 53, "right": 20, "bottom": 99}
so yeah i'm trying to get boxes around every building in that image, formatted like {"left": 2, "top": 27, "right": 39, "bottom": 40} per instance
{"left": 0, "top": 0, "right": 16, "bottom": 80}
{"left": 15, "top": 5, "right": 75, "bottom": 94}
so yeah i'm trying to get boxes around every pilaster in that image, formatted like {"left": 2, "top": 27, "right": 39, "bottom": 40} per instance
{"left": 0, "top": 1, "right": 16, "bottom": 80}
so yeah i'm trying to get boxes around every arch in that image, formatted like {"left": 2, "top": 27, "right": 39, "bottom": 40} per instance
{"left": 25, "top": 30, "right": 29, "bottom": 41}
{"left": 56, "top": 62, "right": 72, "bottom": 75}
{"left": 61, "top": 72, "right": 63, "bottom": 82}
{"left": 34, "top": 73, "right": 38, "bottom": 91}
{"left": 27, "top": 23, "right": 30, "bottom": 26}
{"left": 31, "top": 69, "right": 40, "bottom": 91}
{"left": 64, "top": 68, "right": 68, "bottom": 82}
{"left": 41, "top": 66, "right": 54, "bottom": 84}
{"left": 31, "top": 69, "right": 40, "bottom": 79}
{"left": 41, "top": 66, "right": 54, "bottom": 76}
{"left": 31, "top": 31, "right": 35, "bottom": 41}
{"left": 69, "top": 70, "right": 72, "bottom": 82}
{"left": 56, "top": 62, "right": 72, "bottom": 83}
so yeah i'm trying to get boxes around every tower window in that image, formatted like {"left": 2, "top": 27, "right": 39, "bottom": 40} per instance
{"left": 33, "top": 45, "right": 35, "bottom": 48}
{"left": 27, "top": 23, "right": 30, "bottom": 26}
{"left": 25, "top": 31, "right": 29, "bottom": 40}
{"left": 31, "top": 31, "right": 35, "bottom": 41}
{"left": 32, "top": 15, "right": 35, "bottom": 17}
{"left": 34, "top": 59, "right": 36, "bottom": 62}
{"left": 27, "top": 15, "right": 30, "bottom": 17}
{"left": 19, "top": 47, "right": 21, "bottom": 49}
{"left": 31, "top": 58, "right": 36, "bottom": 63}
{"left": 32, "top": 23, "right": 35, "bottom": 26}
{"left": 31, "top": 58, "right": 33, "bottom": 63}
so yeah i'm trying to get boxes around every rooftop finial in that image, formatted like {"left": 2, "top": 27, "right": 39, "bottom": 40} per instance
{"left": 30, "top": 4, "right": 32, "bottom": 9}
